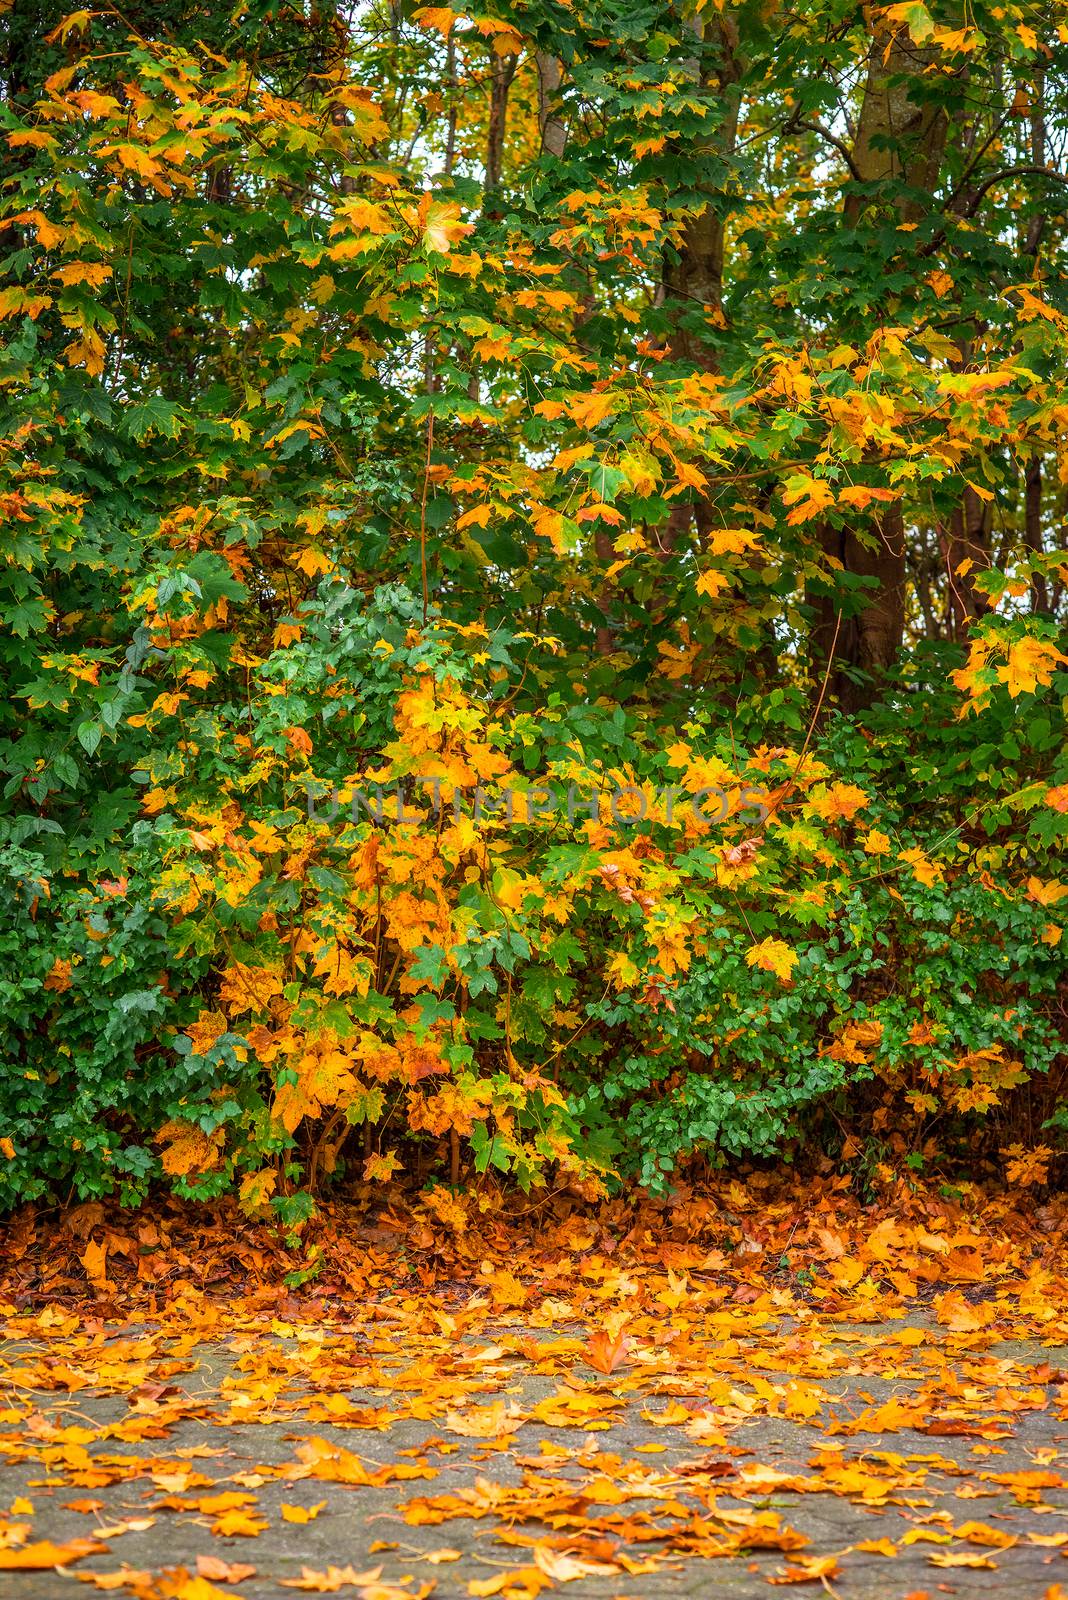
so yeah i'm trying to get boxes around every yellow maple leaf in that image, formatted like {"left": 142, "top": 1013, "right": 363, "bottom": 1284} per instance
{"left": 863, "top": 828, "right": 892, "bottom": 856}
{"left": 79, "top": 1238, "right": 110, "bottom": 1292}
{"left": 567, "top": 391, "right": 618, "bottom": 429}
{"left": 782, "top": 473, "right": 835, "bottom": 524}
{"left": 413, "top": 6, "right": 458, "bottom": 36}
{"left": 363, "top": 1149, "right": 403, "bottom": 1183}
{"left": 808, "top": 782, "right": 869, "bottom": 822}
{"left": 745, "top": 938, "right": 797, "bottom": 982}
{"left": 156, "top": 1120, "right": 223, "bottom": 1177}
{"left": 44, "top": 10, "right": 92, "bottom": 44}
{"left": 997, "top": 636, "right": 1067, "bottom": 697}
{"left": 294, "top": 546, "right": 333, "bottom": 578}
{"left": 898, "top": 847, "right": 943, "bottom": 887}
{"left": 51, "top": 262, "right": 113, "bottom": 288}
{"left": 63, "top": 328, "right": 106, "bottom": 376}
{"left": 280, "top": 1502, "right": 327, "bottom": 1524}
{"left": 706, "top": 527, "right": 760, "bottom": 557}
{"left": 44, "top": 957, "right": 73, "bottom": 992}
{"left": 238, "top": 1169, "right": 278, "bottom": 1216}
{"left": 443, "top": 1401, "right": 525, "bottom": 1438}
{"left": 419, "top": 196, "right": 473, "bottom": 255}
{"left": 1028, "top": 876, "right": 1067, "bottom": 906}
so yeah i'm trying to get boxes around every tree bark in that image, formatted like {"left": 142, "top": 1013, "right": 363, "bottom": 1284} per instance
{"left": 660, "top": 14, "right": 741, "bottom": 377}
{"left": 813, "top": 507, "right": 908, "bottom": 699}
{"left": 811, "top": 20, "right": 952, "bottom": 709}
{"left": 651, "top": 13, "right": 742, "bottom": 569}
{"left": 536, "top": 53, "right": 567, "bottom": 159}
{"left": 1022, "top": 67, "right": 1050, "bottom": 616}
{"left": 485, "top": 51, "right": 518, "bottom": 194}
{"left": 843, "top": 29, "right": 949, "bottom": 228}
{"left": 941, "top": 485, "right": 994, "bottom": 639}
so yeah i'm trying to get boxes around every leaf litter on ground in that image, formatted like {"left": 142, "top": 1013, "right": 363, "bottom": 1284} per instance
{"left": 2, "top": 1175, "right": 1068, "bottom": 1596}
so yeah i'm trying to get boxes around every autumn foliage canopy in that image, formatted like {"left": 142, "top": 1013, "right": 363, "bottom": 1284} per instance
{"left": 0, "top": 0, "right": 1066, "bottom": 1218}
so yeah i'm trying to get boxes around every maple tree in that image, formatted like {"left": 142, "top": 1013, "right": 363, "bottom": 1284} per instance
{"left": 0, "top": 0, "right": 1066, "bottom": 1213}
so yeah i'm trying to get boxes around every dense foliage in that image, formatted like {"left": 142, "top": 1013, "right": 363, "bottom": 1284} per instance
{"left": 1, "top": 0, "right": 1066, "bottom": 1214}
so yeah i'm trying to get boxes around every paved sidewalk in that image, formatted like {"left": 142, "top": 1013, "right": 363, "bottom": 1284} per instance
{"left": 3, "top": 1303, "right": 1068, "bottom": 1598}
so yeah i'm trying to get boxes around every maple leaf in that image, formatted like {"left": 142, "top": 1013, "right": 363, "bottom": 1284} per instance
{"left": 837, "top": 485, "right": 899, "bottom": 509}
{"left": 531, "top": 1387, "right": 624, "bottom": 1426}
{"left": 238, "top": 1169, "right": 278, "bottom": 1216}
{"left": 63, "top": 328, "right": 107, "bottom": 376}
{"left": 294, "top": 546, "right": 333, "bottom": 578}
{"left": 161, "top": 1575, "right": 236, "bottom": 1600}
{"left": 997, "top": 636, "right": 1068, "bottom": 697}
{"left": 532, "top": 1544, "right": 621, "bottom": 1580}
{"left": 285, "top": 725, "right": 313, "bottom": 758}
{"left": 782, "top": 473, "right": 835, "bottom": 524}
{"left": 745, "top": 938, "right": 798, "bottom": 982}
{"left": 210, "top": 1507, "right": 268, "bottom": 1537}
{"left": 929, "top": 1550, "right": 998, "bottom": 1568}
{"left": 706, "top": 527, "right": 759, "bottom": 556}
{"left": 582, "top": 1327, "right": 632, "bottom": 1374}
{"left": 693, "top": 567, "right": 731, "bottom": 600}
{"left": 80, "top": 1238, "right": 110, "bottom": 1293}
{"left": 768, "top": 1552, "right": 841, "bottom": 1584}
{"left": 933, "top": 1291, "right": 996, "bottom": 1332}
{"left": 156, "top": 1120, "right": 223, "bottom": 1178}
{"left": 195, "top": 1555, "right": 257, "bottom": 1582}
{"left": 444, "top": 1401, "right": 525, "bottom": 1437}
{"left": 567, "top": 391, "right": 618, "bottom": 429}
{"left": 898, "top": 847, "right": 943, "bottom": 888}
{"left": 52, "top": 262, "right": 113, "bottom": 288}
{"left": 44, "top": 10, "right": 92, "bottom": 44}
{"left": 417, "top": 196, "right": 473, "bottom": 255}
{"left": 808, "top": 782, "right": 869, "bottom": 822}
{"left": 363, "top": 1150, "right": 403, "bottom": 1183}
{"left": 412, "top": 6, "right": 457, "bottom": 36}
{"left": 862, "top": 828, "right": 892, "bottom": 855}
{"left": 281, "top": 1501, "right": 327, "bottom": 1523}
{"left": 1002, "top": 1144, "right": 1053, "bottom": 1187}
{"left": 0, "top": 1538, "right": 107, "bottom": 1568}
{"left": 44, "top": 957, "right": 73, "bottom": 992}
{"left": 1027, "top": 876, "right": 1067, "bottom": 906}
{"left": 467, "top": 1572, "right": 546, "bottom": 1598}
{"left": 278, "top": 1567, "right": 383, "bottom": 1592}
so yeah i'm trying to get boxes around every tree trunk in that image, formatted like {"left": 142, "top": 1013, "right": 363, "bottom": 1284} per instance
{"left": 941, "top": 485, "right": 994, "bottom": 639}
{"left": 1022, "top": 68, "right": 1049, "bottom": 616}
{"left": 1025, "top": 458, "right": 1050, "bottom": 615}
{"left": 843, "top": 28, "right": 949, "bottom": 228}
{"left": 811, "top": 20, "right": 951, "bottom": 708}
{"left": 653, "top": 14, "right": 741, "bottom": 565}
{"left": 536, "top": 53, "right": 567, "bottom": 159}
{"left": 660, "top": 15, "right": 741, "bottom": 377}
{"left": 485, "top": 51, "right": 518, "bottom": 195}
{"left": 812, "top": 508, "right": 907, "bottom": 707}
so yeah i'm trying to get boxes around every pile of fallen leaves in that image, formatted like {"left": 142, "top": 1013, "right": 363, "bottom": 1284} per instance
{"left": 2, "top": 1175, "right": 1068, "bottom": 1597}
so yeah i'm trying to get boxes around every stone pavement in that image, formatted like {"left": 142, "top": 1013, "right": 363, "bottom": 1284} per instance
{"left": 3, "top": 1307, "right": 1068, "bottom": 1599}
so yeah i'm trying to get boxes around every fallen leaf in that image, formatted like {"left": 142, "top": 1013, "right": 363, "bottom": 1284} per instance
{"left": 279, "top": 1567, "right": 383, "bottom": 1592}
{"left": 583, "top": 1328, "right": 632, "bottom": 1374}
{"left": 196, "top": 1554, "right": 257, "bottom": 1582}
{"left": 0, "top": 1538, "right": 107, "bottom": 1569}
{"left": 281, "top": 1502, "right": 327, "bottom": 1524}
